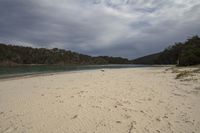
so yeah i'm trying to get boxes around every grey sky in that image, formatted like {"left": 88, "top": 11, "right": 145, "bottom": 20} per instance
{"left": 0, "top": 0, "right": 200, "bottom": 59}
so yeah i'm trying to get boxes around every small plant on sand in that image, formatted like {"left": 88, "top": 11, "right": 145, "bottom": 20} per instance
{"left": 172, "top": 68, "right": 180, "bottom": 73}
{"left": 165, "top": 67, "right": 180, "bottom": 73}
{"left": 175, "top": 71, "right": 191, "bottom": 79}
{"left": 193, "top": 68, "right": 200, "bottom": 73}
{"left": 194, "top": 87, "right": 200, "bottom": 90}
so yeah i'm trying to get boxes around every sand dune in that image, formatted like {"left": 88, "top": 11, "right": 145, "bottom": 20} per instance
{"left": 0, "top": 67, "right": 200, "bottom": 133}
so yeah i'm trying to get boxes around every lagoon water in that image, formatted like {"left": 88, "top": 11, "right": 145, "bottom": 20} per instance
{"left": 0, "top": 64, "right": 147, "bottom": 79}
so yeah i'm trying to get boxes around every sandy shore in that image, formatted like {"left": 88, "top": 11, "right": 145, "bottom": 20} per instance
{"left": 0, "top": 67, "right": 200, "bottom": 133}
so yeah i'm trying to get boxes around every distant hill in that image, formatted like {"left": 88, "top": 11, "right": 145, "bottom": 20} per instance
{"left": 0, "top": 43, "right": 131, "bottom": 66}
{"left": 132, "top": 53, "right": 161, "bottom": 65}
{"left": 132, "top": 36, "right": 200, "bottom": 66}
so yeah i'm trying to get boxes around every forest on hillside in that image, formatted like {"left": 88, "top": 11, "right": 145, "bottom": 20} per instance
{"left": 1, "top": 35, "right": 199, "bottom": 66}
{"left": 0, "top": 44, "right": 131, "bottom": 66}
{"left": 132, "top": 36, "right": 200, "bottom": 66}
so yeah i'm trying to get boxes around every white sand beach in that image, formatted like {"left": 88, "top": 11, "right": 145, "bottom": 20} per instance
{"left": 0, "top": 67, "right": 200, "bottom": 133}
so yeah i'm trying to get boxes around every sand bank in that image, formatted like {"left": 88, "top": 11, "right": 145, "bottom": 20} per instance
{"left": 0, "top": 67, "right": 200, "bottom": 133}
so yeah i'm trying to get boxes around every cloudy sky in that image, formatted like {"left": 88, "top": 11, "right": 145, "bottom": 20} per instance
{"left": 0, "top": 0, "right": 200, "bottom": 59}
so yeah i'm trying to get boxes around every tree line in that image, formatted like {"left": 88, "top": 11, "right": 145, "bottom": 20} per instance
{"left": 1, "top": 35, "right": 199, "bottom": 66}
{"left": 0, "top": 43, "right": 131, "bottom": 66}
{"left": 132, "top": 35, "right": 200, "bottom": 66}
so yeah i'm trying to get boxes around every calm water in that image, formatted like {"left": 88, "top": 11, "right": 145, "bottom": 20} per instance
{"left": 0, "top": 64, "right": 148, "bottom": 79}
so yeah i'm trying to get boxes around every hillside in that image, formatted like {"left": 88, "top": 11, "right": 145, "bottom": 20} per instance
{"left": 132, "top": 53, "right": 161, "bottom": 65}
{"left": 132, "top": 36, "right": 200, "bottom": 66}
{"left": 0, "top": 43, "right": 131, "bottom": 66}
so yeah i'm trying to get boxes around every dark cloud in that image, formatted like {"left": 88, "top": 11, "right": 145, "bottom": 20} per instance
{"left": 0, "top": 0, "right": 200, "bottom": 59}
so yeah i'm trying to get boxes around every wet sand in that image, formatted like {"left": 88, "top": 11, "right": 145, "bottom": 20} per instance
{"left": 0, "top": 67, "right": 200, "bottom": 133}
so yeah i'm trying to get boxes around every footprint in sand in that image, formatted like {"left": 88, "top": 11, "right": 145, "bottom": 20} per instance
{"left": 135, "top": 100, "right": 142, "bottom": 103}
{"left": 84, "top": 85, "right": 89, "bottom": 87}
{"left": 156, "top": 117, "right": 161, "bottom": 122}
{"left": 162, "top": 114, "right": 168, "bottom": 119}
{"left": 71, "top": 115, "right": 78, "bottom": 119}
{"left": 94, "top": 120, "right": 107, "bottom": 132}
{"left": 172, "top": 92, "right": 187, "bottom": 97}
{"left": 156, "top": 129, "right": 161, "bottom": 133}
{"left": 144, "top": 127, "right": 150, "bottom": 132}
{"left": 76, "top": 91, "right": 88, "bottom": 97}
{"left": 128, "top": 121, "right": 136, "bottom": 133}
{"left": 122, "top": 108, "right": 138, "bottom": 113}
{"left": 163, "top": 121, "right": 174, "bottom": 133}
{"left": 190, "top": 90, "right": 199, "bottom": 96}
{"left": 116, "top": 121, "right": 122, "bottom": 124}
{"left": 121, "top": 114, "right": 131, "bottom": 119}
{"left": 0, "top": 112, "right": 4, "bottom": 115}
{"left": 55, "top": 95, "right": 64, "bottom": 103}
{"left": 121, "top": 100, "right": 131, "bottom": 105}
{"left": 91, "top": 105, "right": 101, "bottom": 109}
{"left": 147, "top": 98, "right": 152, "bottom": 101}
{"left": 55, "top": 95, "right": 61, "bottom": 98}
{"left": 158, "top": 100, "right": 164, "bottom": 104}
{"left": 55, "top": 87, "right": 65, "bottom": 90}
{"left": 58, "top": 100, "right": 64, "bottom": 103}
{"left": 194, "top": 87, "right": 200, "bottom": 91}
{"left": 140, "top": 110, "right": 145, "bottom": 114}
{"left": 115, "top": 101, "right": 123, "bottom": 107}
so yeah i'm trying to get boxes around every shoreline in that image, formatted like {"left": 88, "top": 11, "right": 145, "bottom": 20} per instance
{"left": 0, "top": 69, "right": 102, "bottom": 82}
{"left": 0, "top": 65, "right": 171, "bottom": 81}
